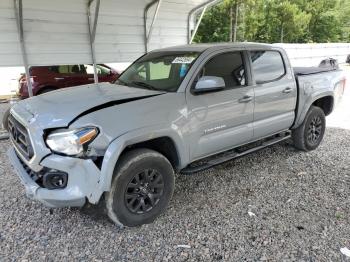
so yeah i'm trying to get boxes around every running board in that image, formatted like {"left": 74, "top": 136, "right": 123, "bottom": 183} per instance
{"left": 181, "top": 131, "right": 291, "bottom": 175}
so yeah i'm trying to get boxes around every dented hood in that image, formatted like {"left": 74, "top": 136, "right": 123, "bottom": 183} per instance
{"left": 12, "top": 83, "right": 164, "bottom": 129}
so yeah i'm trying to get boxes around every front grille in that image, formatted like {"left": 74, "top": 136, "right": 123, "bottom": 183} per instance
{"left": 8, "top": 113, "right": 34, "bottom": 160}
{"left": 16, "top": 150, "right": 44, "bottom": 187}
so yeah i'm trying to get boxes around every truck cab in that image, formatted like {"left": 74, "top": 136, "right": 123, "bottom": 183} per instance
{"left": 6, "top": 43, "right": 346, "bottom": 227}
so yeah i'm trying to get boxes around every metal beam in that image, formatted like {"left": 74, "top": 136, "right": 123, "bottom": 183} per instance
{"left": 190, "top": 5, "right": 207, "bottom": 44}
{"left": 87, "top": 0, "right": 100, "bottom": 84}
{"left": 187, "top": 0, "right": 222, "bottom": 44}
{"left": 13, "top": 0, "right": 33, "bottom": 97}
{"left": 144, "top": 0, "right": 162, "bottom": 53}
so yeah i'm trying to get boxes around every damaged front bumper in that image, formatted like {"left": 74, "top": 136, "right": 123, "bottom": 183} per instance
{"left": 7, "top": 147, "right": 104, "bottom": 208}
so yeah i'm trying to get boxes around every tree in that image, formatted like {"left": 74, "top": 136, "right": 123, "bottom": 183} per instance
{"left": 193, "top": 4, "right": 230, "bottom": 43}
{"left": 193, "top": 0, "right": 350, "bottom": 44}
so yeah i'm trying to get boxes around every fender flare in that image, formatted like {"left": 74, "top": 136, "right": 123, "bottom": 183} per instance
{"left": 98, "top": 126, "right": 188, "bottom": 192}
{"left": 293, "top": 91, "right": 334, "bottom": 128}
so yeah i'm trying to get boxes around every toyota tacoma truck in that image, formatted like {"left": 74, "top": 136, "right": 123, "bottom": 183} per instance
{"left": 6, "top": 43, "right": 346, "bottom": 227}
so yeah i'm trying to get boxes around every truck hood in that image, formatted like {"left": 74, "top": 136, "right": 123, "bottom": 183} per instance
{"left": 12, "top": 83, "right": 165, "bottom": 129}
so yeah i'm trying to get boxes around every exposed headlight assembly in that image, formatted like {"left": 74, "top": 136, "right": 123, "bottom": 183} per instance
{"left": 46, "top": 127, "right": 98, "bottom": 156}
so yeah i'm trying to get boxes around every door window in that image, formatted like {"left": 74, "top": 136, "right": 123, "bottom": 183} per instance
{"left": 198, "top": 52, "right": 246, "bottom": 89}
{"left": 250, "top": 51, "right": 285, "bottom": 83}
{"left": 57, "top": 65, "right": 86, "bottom": 74}
{"left": 84, "top": 64, "right": 111, "bottom": 75}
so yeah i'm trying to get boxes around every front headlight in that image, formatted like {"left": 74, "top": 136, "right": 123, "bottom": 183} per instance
{"left": 46, "top": 127, "right": 98, "bottom": 156}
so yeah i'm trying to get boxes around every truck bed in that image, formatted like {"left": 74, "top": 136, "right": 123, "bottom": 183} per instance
{"left": 293, "top": 67, "right": 338, "bottom": 76}
{"left": 292, "top": 66, "right": 345, "bottom": 128}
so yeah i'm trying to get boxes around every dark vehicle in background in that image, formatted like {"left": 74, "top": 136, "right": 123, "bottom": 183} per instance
{"left": 18, "top": 64, "right": 119, "bottom": 98}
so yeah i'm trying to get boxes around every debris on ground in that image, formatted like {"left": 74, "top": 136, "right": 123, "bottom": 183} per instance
{"left": 248, "top": 211, "right": 256, "bottom": 217}
{"left": 176, "top": 245, "right": 191, "bottom": 249}
{"left": 340, "top": 247, "right": 350, "bottom": 257}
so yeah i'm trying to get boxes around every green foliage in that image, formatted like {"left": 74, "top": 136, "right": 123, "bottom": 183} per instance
{"left": 193, "top": 5, "right": 230, "bottom": 42}
{"left": 194, "top": 0, "right": 350, "bottom": 43}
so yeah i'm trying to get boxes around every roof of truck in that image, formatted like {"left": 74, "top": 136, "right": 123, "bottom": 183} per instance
{"left": 150, "top": 42, "right": 279, "bottom": 53}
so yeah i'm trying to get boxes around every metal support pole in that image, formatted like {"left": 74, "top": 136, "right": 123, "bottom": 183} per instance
{"left": 233, "top": 2, "right": 238, "bottom": 42}
{"left": 187, "top": 0, "right": 222, "bottom": 44}
{"left": 144, "top": 0, "right": 162, "bottom": 53}
{"left": 87, "top": 0, "right": 100, "bottom": 84}
{"left": 190, "top": 5, "right": 207, "bottom": 44}
{"left": 13, "top": 0, "right": 33, "bottom": 97}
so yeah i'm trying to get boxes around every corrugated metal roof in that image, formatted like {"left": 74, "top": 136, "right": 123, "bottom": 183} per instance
{"left": 0, "top": 0, "right": 215, "bottom": 67}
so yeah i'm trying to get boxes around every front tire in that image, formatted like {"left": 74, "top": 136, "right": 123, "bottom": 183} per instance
{"left": 105, "top": 149, "right": 175, "bottom": 227}
{"left": 292, "top": 106, "right": 326, "bottom": 151}
{"left": 2, "top": 107, "right": 11, "bottom": 131}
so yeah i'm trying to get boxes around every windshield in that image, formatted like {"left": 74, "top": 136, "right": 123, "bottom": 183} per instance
{"left": 115, "top": 51, "right": 200, "bottom": 92}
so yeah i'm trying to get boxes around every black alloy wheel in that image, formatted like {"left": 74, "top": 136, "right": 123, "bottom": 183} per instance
{"left": 292, "top": 106, "right": 326, "bottom": 151}
{"left": 124, "top": 169, "right": 164, "bottom": 214}
{"left": 307, "top": 115, "right": 323, "bottom": 145}
{"left": 105, "top": 148, "right": 175, "bottom": 227}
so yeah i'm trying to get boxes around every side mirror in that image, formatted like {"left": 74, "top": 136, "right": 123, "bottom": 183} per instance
{"left": 194, "top": 76, "right": 225, "bottom": 94}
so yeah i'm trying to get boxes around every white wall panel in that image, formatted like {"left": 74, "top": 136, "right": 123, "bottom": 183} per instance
{"left": 276, "top": 43, "right": 350, "bottom": 67}
{"left": 0, "top": 0, "right": 212, "bottom": 67}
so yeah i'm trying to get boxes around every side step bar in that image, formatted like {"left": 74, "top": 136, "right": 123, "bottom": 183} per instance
{"left": 181, "top": 131, "right": 291, "bottom": 175}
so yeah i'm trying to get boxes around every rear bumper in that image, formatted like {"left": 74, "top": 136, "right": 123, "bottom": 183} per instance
{"left": 7, "top": 147, "right": 103, "bottom": 208}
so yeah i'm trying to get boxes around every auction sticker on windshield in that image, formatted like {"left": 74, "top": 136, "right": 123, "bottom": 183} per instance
{"left": 172, "top": 57, "right": 196, "bottom": 64}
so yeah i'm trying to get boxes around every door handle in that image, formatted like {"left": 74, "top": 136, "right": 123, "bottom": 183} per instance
{"left": 54, "top": 77, "right": 65, "bottom": 81}
{"left": 238, "top": 95, "right": 253, "bottom": 103}
{"left": 283, "top": 87, "right": 293, "bottom": 94}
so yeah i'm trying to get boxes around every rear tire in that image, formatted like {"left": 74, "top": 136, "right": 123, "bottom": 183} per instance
{"left": 105, "top": 149, "right": 175, "bottom": 227}
{"left": 292, "top": 106, "right": 326, "bottom": 151}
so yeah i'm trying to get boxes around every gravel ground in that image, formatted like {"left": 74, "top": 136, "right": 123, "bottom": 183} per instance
{"left": 0, "top": 78, "right": 350, "bottom": 261}
{"left": 0, "top": 125, "right": 349, "bottom": 260}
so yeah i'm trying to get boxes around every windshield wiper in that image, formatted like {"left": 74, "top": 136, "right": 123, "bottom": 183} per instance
{"left": 115, "top": 79, "right": 129, "bottom": 86}
{"left": 131, "top": 81, "right": 157, "bottom": 91}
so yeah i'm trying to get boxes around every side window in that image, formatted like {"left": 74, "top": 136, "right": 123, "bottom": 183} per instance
{"left": 48, "top": 66, "right": 59, "bottom": 73}
{"left": 84, "top": 65, "right": 110, "bottom": 75}
{"left": 251, "top": 51, "right": 285, "bottom": 83}
{"left": 199, "top": 52, "right": 246, "bottom": 89}
{"left": 57, "top": 65, "right": 86, "bottom": 74}
{"left": 96, "top": 65, "right": 111, "bottom": 75}
{"left": 58, "top": 65, "right": 70, "bottom": 74}
{"left": 85, "top": 65, "right": 95, "bottom": 74}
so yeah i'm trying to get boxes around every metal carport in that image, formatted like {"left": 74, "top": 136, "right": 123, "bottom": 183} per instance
{"left": 0, "top": 0, "right": 220, "bottom": 96}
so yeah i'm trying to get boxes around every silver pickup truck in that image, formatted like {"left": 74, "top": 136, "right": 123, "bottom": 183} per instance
{"left": 6, "top": 43, "right": 346, "bottom": 227}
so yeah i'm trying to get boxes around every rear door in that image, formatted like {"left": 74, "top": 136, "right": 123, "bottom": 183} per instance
{"left": 56, "top": 65, "right": 88, "bottom": 88}
{"left": 249, "top": 50, "right": 297, "bottom": 139}
{"left": 186, "top": 50, "right": 255, "bottom": 161}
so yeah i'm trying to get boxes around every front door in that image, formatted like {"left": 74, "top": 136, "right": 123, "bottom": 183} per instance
{"left": 186, "top": 51, "right": 255, "bottom": 161}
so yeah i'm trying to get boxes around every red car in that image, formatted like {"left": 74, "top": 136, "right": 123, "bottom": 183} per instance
{"left": 18, "top": 64, "right": 120, "bottom": 98}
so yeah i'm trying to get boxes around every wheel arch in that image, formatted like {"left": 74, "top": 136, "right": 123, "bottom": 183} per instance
{"left": 293, "top": 92, "right": 334, "bottom": 129}
{"left": 121, "top": 137, "right": 180, "bottom": 171}
{"left": 98, "top": 129, "right": 188, "bottom": 193}
{"left": 312, "top": 95, "right": 334, "bottom": 116}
